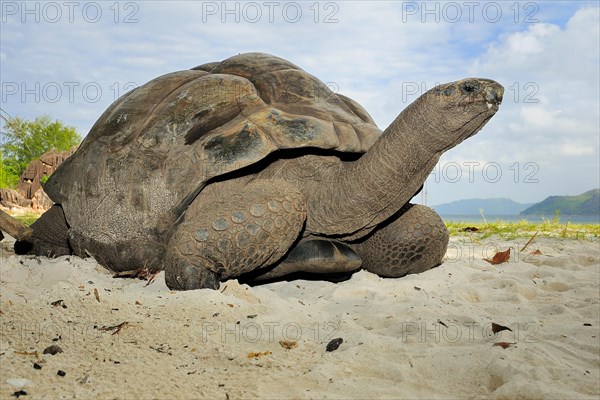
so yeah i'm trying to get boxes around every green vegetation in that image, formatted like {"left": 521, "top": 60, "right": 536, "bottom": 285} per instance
{"left": 13, "top": 212, "right": 41, "bottom": 226}
{"left": 0, "top": 115, "right": 81, "bottom": 189}
{"left": 521, "top": 189, "right": 600, "bottom": 216}
{"left": 0, "top": 151, "right": 20, "bottom": 188}
{"left": 446, "top": 218, "right": 600, "bottom": 241}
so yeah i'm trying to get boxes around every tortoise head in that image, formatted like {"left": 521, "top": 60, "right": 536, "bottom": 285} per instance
{"left": 414, "top": 78, "right": 504, "bottom": 152}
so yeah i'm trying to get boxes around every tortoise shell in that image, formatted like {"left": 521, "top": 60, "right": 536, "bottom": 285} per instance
{"left": 44, "top": 53, "right": 381, "bottom": 268}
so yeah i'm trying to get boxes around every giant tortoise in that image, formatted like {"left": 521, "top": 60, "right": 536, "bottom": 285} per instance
{"left": 11, "top": 53, "right": 503, "bottom": 290}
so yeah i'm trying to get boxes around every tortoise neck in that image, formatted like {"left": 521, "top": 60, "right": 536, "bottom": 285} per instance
{"left": 307, "top": 101, "right": 441, "bottom": 239}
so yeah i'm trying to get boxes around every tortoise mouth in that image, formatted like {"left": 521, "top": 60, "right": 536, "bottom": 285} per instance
{"left": 458, "top": 95, "right": 502, "bottom": 112}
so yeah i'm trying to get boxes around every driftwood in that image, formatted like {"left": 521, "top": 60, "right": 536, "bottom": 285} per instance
{"left": 0, "top": 209, "right": 32, "bottom": 240}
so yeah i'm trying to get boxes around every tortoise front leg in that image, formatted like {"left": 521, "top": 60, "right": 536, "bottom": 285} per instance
{"left": 350, "top": 204, "right": 449, "bottom": 277}
{"left": 164, "top": 179, "right": 306, "bottom": 290}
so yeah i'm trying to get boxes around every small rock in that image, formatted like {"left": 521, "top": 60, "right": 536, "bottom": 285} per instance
{"left": 33, "top": 363, "right": 42, "bottom": 370}
{"left": 57, "top": 370, "right": 66, "bottom": 377}
{"left": 326, "top": 338, "right": 343, "bottom": 352}
{"left": 43, "top": 345, "right": 63, "bottom": 355}
{"left": 11, "top": 390, "right": 27, "bottom": 398}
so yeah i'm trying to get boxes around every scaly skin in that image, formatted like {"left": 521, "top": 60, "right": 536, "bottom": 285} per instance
{"left": 164, "top": 179, "right": 306, "bottom": 290}
{"left": 349, "top": 204, "right": 449, "bottom": 277}
{"left": 13, "top": 205, "right": 70, "bottom": 258}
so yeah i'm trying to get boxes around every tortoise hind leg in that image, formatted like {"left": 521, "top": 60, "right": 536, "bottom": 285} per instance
{"left": 14, "top": 205, "right": 71, "bottom": 257}
{"left": 351, "top": 204, "right": 449, "bottom": 277}
{"left": 243, "top": 239, "right": 362, "bottom": 282}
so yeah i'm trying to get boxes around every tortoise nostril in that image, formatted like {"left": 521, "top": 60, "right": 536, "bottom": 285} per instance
{"left": 484, "top": 87, "right": 502, "bottom": 105}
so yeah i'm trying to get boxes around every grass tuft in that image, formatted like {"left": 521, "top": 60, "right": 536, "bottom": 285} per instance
{"left": 13, "top": 212, "right": 41, "bottom": 226}
{"left": 446, "top": 218, "right": 599, "bottom": 241}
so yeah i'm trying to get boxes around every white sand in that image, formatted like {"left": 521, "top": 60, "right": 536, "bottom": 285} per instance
{"left": 1, "top": 233, "right": 599, "bottom": 399}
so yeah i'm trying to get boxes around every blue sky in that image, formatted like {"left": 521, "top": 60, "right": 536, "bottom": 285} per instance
{"left": 1, "top": 1, "right": 599, "bottom": 207}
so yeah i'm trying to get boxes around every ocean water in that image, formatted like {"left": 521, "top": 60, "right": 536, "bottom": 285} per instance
{"left": 440, "top": 214, "right": 600, "bottom": 225}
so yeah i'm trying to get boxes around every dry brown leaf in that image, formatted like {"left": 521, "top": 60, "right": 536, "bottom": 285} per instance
{"left": 493, "top": 342, "right": 515, "bottom": 349}
{"left": 93, "top": 288, "right": 100, "bottom": 302}
{"left": 113, "top": 268, "right": 157, "bottom": 284}
{"left": 491, "top": 323, "right": 513, "bottom": 334}
{"left": 145, "top": 271, "right": 160, "bottom": 286}
{"left": 530, "top": 249, "right": 542, "bottom": 255}
{"left": 98, "top": 322, "right": 129, "bottom": 335}
{"left": 484, "top": 248, "right": 511, "bottom": 265}
{"left": 247, "top": 351, "right": 272, "bottom": 359}
{"left": 112, "top": 270, "right": 140, "bottom": 278}
{"left": 279, "top": 340, "right": 298, "bottom": 350}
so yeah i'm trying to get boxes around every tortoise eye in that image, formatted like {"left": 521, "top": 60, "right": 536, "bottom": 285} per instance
{"left": 462, "top": 83, "right": 480, "bottom": 93}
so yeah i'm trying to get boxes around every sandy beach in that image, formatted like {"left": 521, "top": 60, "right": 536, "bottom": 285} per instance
{"left": 1, "top": 232, "right": 599, "bottom": 399}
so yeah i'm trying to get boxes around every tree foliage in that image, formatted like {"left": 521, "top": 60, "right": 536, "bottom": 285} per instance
{"left": 0, "top": 115, "right": 81, "bottom": 188}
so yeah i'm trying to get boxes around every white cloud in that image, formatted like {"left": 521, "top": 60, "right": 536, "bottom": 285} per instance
{"left": 560, "top": 142, "right": 596, "bottom": 156}
{"left": 432, "top": 6, "right": 600, "bottom": 204}
{"left": 467, "top": 5, "right": 599, "bottom": 165}
{"left": 1, "top": 2, "right": 598, "bottom": 206}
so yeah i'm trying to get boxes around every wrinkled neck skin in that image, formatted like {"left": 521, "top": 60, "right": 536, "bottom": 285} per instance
{"left": 254, "top": 86, "right": 496, "bottom": 241}
{"left": 305, "top": 98, "right": 445, "bottom": 240}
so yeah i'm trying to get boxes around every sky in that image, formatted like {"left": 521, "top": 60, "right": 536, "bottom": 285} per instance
{"left": 1, "top": 1, "right": 599, "bottom": 207}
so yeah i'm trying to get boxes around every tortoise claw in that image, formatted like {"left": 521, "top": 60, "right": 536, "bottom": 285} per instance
{"left": 165, "top": 261, "right": 220, "bottom": 291}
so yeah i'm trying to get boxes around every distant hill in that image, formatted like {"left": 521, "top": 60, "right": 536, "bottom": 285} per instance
{"left": 521, "top": 189, "right": 600, "bottom": 216}
{"left": 433, "top": 198, "right": 533, "bottom": 215}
